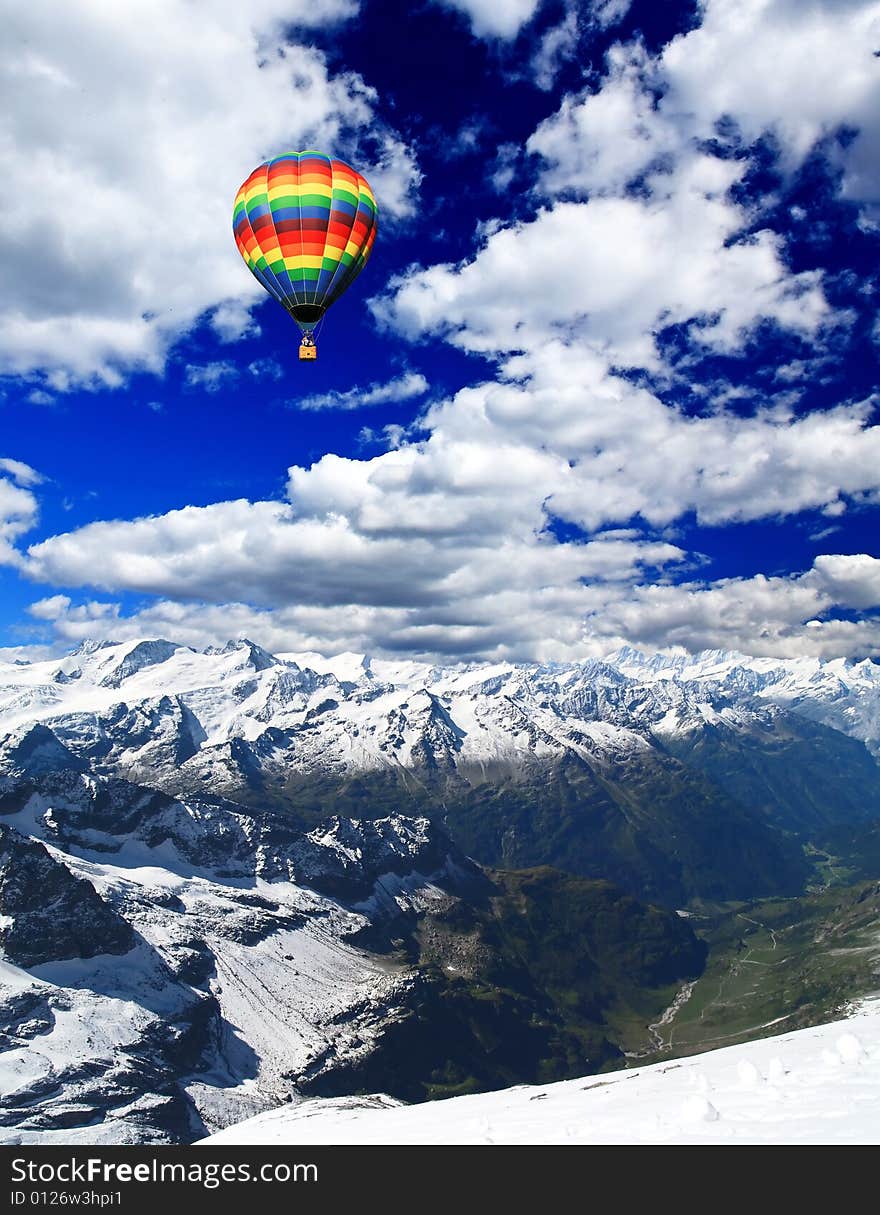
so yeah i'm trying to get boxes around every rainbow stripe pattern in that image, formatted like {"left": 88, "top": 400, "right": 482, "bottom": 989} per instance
{"left": 232, "top": 150, "right": 378, "bottom": 330}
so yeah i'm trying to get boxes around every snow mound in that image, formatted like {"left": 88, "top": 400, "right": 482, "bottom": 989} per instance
{"left": 201, "top": 1002, "right": 880, "bottom": 1145}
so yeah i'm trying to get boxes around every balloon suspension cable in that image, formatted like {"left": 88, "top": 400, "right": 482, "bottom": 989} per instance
{"left": 298, "top": 319, "right": 322, "bottom": 361}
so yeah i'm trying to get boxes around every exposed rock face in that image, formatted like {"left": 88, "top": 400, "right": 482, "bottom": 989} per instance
{"left": 290, "top": 814, "right": 467, "bottom": 900}
{"left": 0, "top": 724, "right": 87, "bottom": 779}
{"left": 0, "top": 823, "right": 134, "bottom": 966}
{"left": 0, "top": 768, "right": 475, "bottom": 896}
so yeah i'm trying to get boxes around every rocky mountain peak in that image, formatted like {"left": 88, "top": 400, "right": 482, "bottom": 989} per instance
{"left": 0, "top": 723, "right": 87, "bottom": 778}
{"left": 99, "top": 639, "right": 184, "bottom": 688}
{"left": 221, "top": 638, "right": 278, "bottom": 672}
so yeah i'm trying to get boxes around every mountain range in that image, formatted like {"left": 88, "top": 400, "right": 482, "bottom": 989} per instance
{"left": 1, "top": 638, "right": 879, "bottom": 1143}
{"left": 3, "top": 638, "right": 880, "bottom": 903}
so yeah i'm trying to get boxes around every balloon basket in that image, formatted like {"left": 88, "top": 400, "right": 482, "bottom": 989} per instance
{"left": 299, "top": 343, "right": 317, "bottom": 361}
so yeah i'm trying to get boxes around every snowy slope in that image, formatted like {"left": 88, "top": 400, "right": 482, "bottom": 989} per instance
{"left": 202, "top": 1002, "right": 880, "bottom": 1146}
{"left": 0, "top": 769, "right": 474, "bottom": 1144}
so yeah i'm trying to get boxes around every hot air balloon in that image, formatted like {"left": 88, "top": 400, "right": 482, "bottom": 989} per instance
{"left": 232, "top": 150, "right": 378, "bottom": 361}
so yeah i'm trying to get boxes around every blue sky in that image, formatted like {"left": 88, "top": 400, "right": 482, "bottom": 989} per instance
{"left": 2, "top": 0, "right": 879, "bottom": 662}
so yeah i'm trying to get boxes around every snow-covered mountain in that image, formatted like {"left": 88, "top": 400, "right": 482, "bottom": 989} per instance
{"left": 0, "top": 761, "right": 707, "bottom": 1145}
{"left": 3, "top": 637, "right": 879, "bottom": 774}
{"left": 2, "top": 638, "right": 879, "bottom": 905}
{"left": 0, "top": 761, "right": 484, "bottom": 1144}
{"left": 3, "top": 638, "right": 880, "bottom": 1144}
{"left": 202, "top": 1001, "right": 880, "bottom": 1146}
{"left": 3, "top": 637, "right": 879, "bottom": 781}
{"left": 608, "top": 645, "right": 880, "bottom": 755}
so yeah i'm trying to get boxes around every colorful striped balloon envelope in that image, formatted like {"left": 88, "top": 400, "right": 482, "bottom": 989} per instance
{"left": 232, "top": 150, "right": 378, "bottom": 354}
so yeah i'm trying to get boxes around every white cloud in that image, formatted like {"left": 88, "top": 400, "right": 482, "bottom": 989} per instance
{"left": 385, "top": 8, "right": 872, "bottom": 369}
{"left": 527, "top": 41, "right": 676, "bottom": 196}
{"left": 0, "top": 475, "right": 40, "bottom": 568}
{"left": 661, "top": 0, "right": 880, "bottom": 209}
{"left": 20, "top": 547, "right": 880, "bottom": 663}
{"left": 17, "top": 438, "right": 691, "bottom": 657}
{"left": 454, "top": 2, "right": 879, "bottom": 383}
{"left": 184, "top": 361, "right": 240, "bottom": 393}
{"left": 359, "top": 423, "right": 409, "bottom": 449}
{"left": 27, "top": 594, "right": 72, "bottom": 621}
{"left": 527, "top": 1, "right": 633, "bottom": 92}
{"left": 811, "top": 553, "right": 880, "bottom": 609}
{"left": 0, "top": 643, "right": 57, "bottom": 663}
{"left": 14, "top": 340, "right": 880, "bottom": 659}
{"left": 1, "top": 1, "right": 416, "bottom": 388}
{"left": 211, "top": 301, "right": 261, "bottom": 345}
{"left": 369, "top": 1, "right": 875, "bottom": 592}
{"left": 0, "top": 458, "right": 44, "bottom": 488}
{"left": 24, "top": 492, "right": 681, "bottom": 607}
{"left": 490, "top": 143, "right": 520, "bottom": 192}
{"left": 451, "top": 343, "right": 880, "bottom": 528}
{"left": 6, "top": 0, "right": 879, "bottom": 665}
{"left": 359, "top": 133, "right": 422, "bottom": 221}
{"left": 590, "top": 0, "right": 632, "bottom": 28}
{"left": 248, "top": 358, "right": 285, "bottom": 381}
{"left": 580, "top": 556, "right": 880, "bottom": 659}
{"left": 437, "top": 0, "right": 543, "bottom": 40}
{"left": 530, "top": 7, "right": 580, "bottom": 91}
{"left": 530, "top": 1, "right": 880, "bottom": 209}
{"left": 379, "top": 161, "right": 828, "bottom": 367}
{"left": 295, "top": 372, "right": 429, "bottom": 412}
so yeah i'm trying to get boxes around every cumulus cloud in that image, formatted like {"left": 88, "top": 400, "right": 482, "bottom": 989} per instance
{"left": 437, "top": 0, "right": 629, "bottom": 43}
{"left": 527, "top": 41, "right": 677, "bottom": 196}
{"left": 386, "top": 3, "right": 876, "bottom": 370}
{"left": 379, "top": 160, "right": 828, "bottom": 366}
{"left": 0, "top": 470, "right": 41, "bottom": 568}
{"left": 211, "top": 301, "right": 261, "bottom": 345}
{"left": 14, "top": 338, "right": 880, "bottom": 659}
{"left": 21, "top": 549, "right": 880, "bottom": 662}
{"left": 435, "top": 344, "right": 880, "bottom": 528}
{"left": 27, "top": 594, "right": 73, "bottom": 621}
{"left": 359, "top": 0, "right": 877, "bottom": 666}
{"left": 295, "top": 372, "right": 429, "bottom": 412}
{"left": 661, "top": 0, "right": 880, "bottom": 210}
{"left": 590, "top": 0, "right": 633, "bottom": 28}
{"left": 436, "top": 0, "right": 543, "bottom": 40}
{"left": 528, "top": 2, "right": 633, "bottom": 93}
{"left": 1, "top": 1, "right": 417, "bottom": 387}
{"left": 811, "top": 553, "right": 880, "bottom": 610}
{"left": 248, "top": 358, "right": 285, "bottom": 381}
{"left": 6, "top": 1, "right": 879, "bottom": 664}
{"left": 530, "top": 1, "right": 880, "bottom": 208}
{"left": 22, "top": 492, "right": 683, "bottom": 609}
{"left": 580, "top": 554, "right": 880, "bottom": 659}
